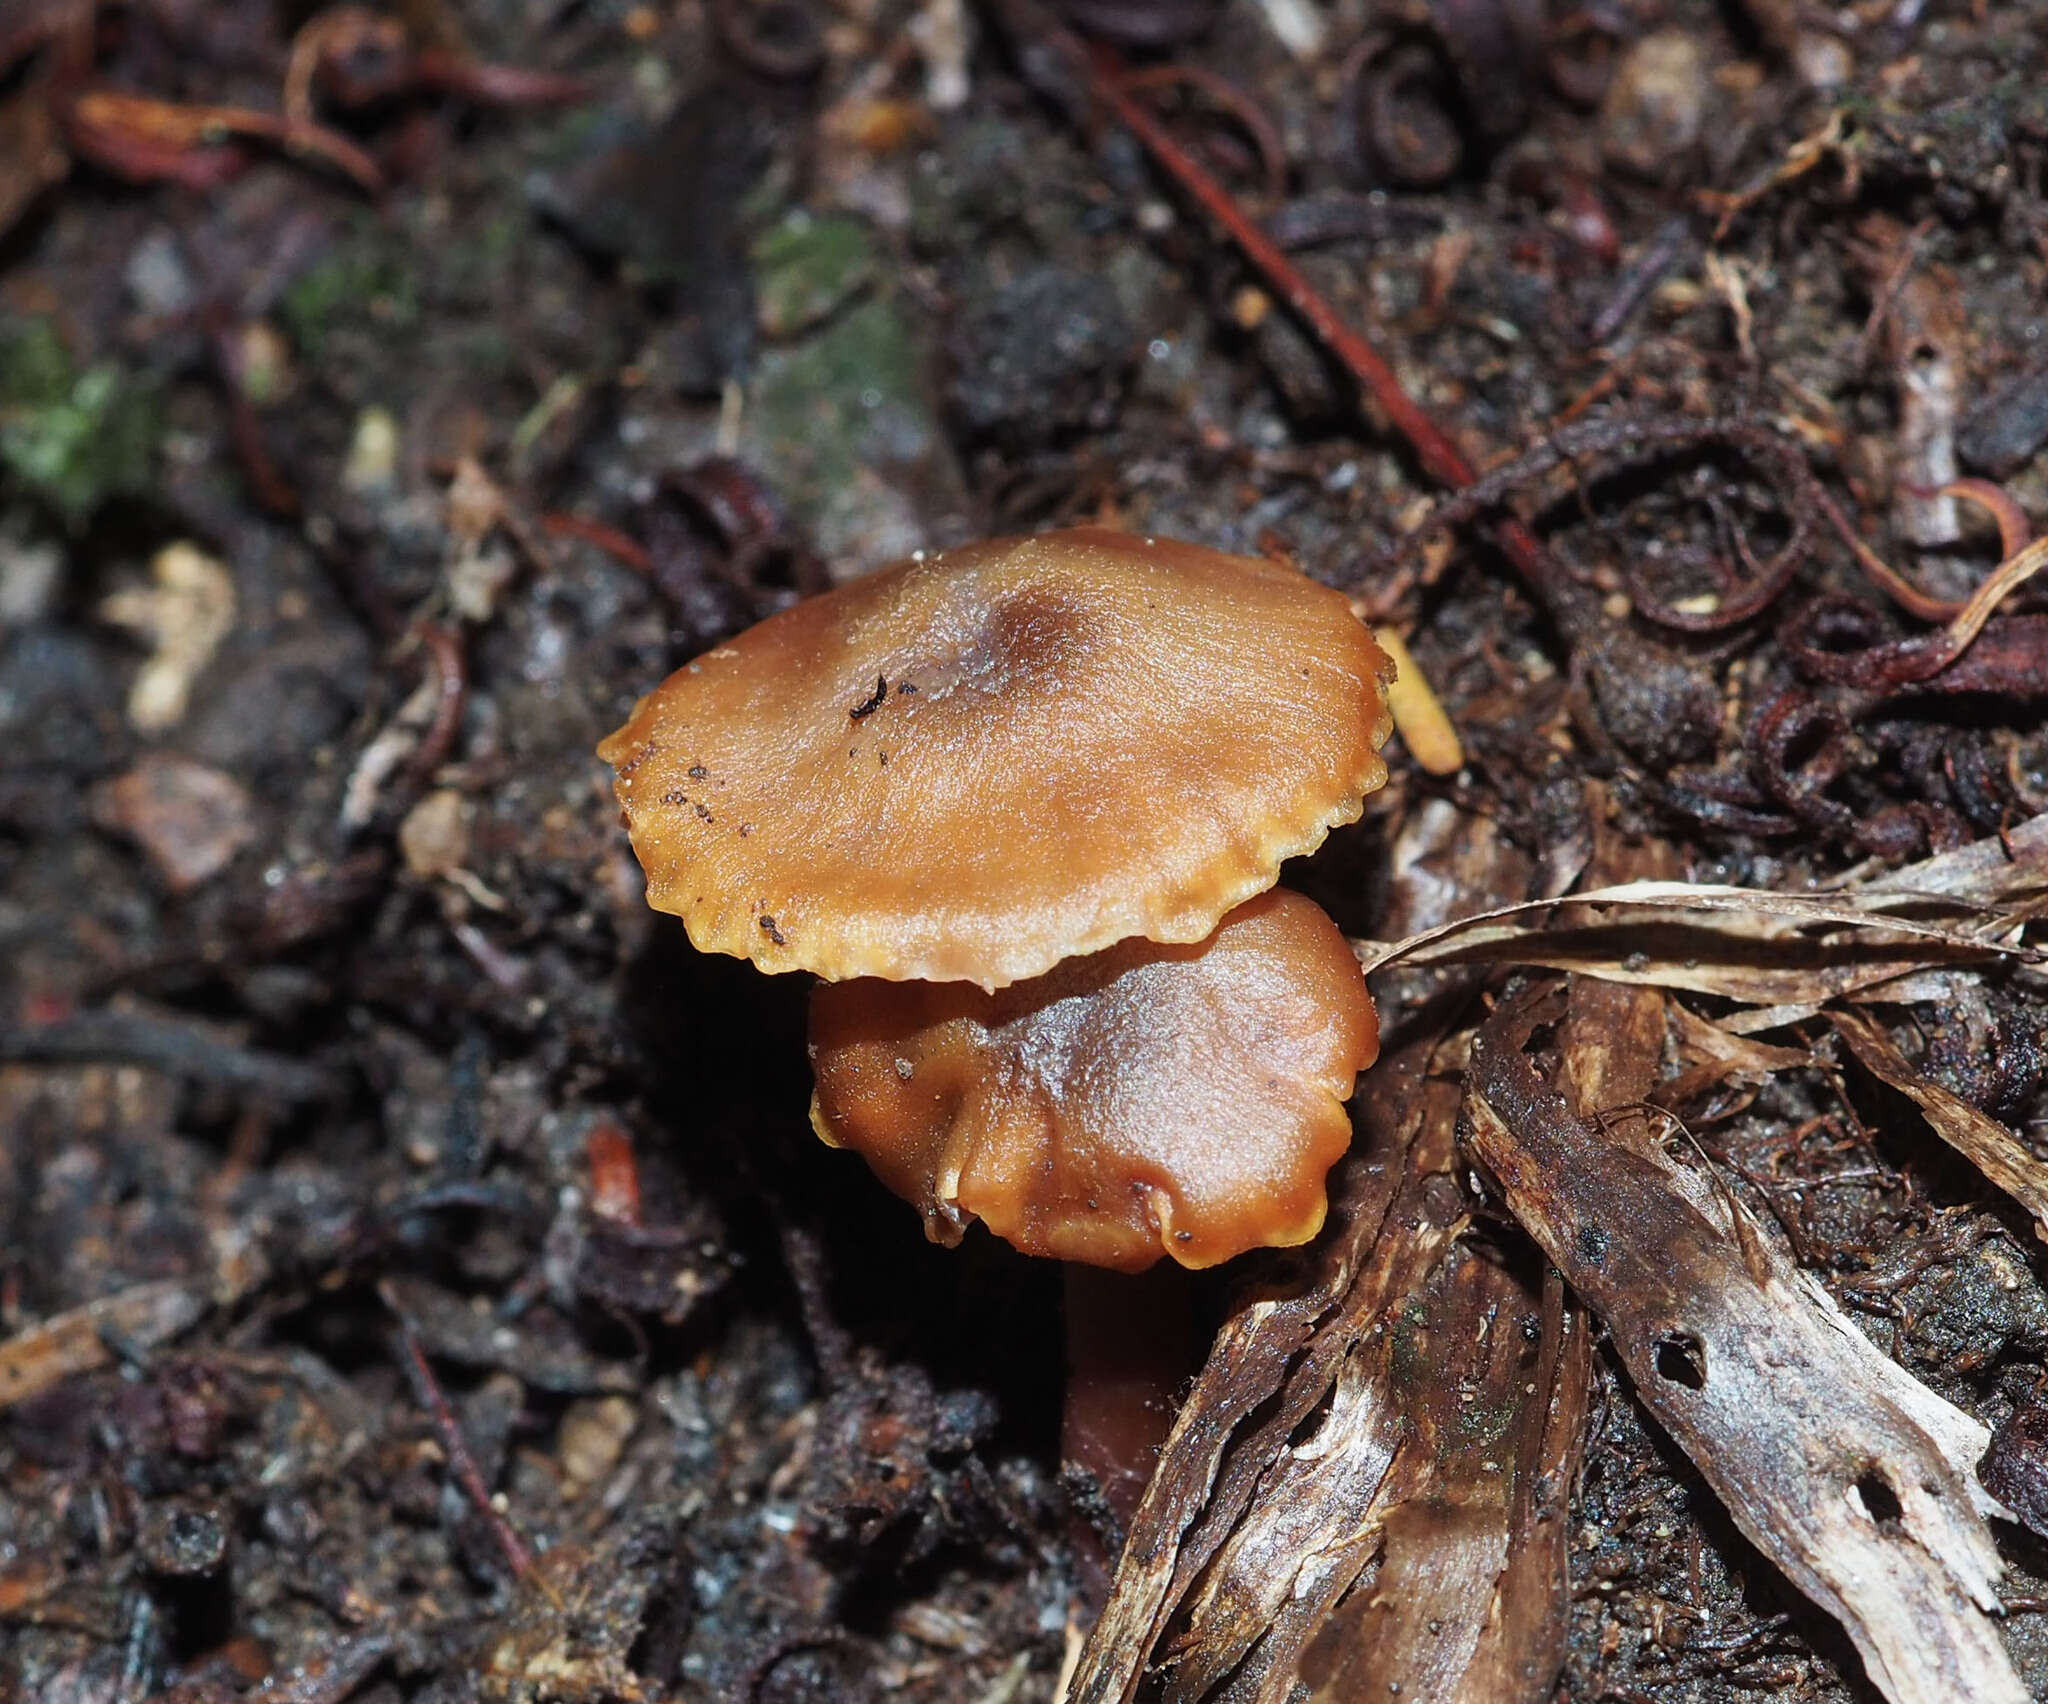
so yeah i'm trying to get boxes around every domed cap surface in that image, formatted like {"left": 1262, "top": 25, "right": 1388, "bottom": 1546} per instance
{"left": 597, "top": 527, "right": 1394, "bottom": 990}
{"left": 807, "top": 889, "right": 1378, "bottom": 1271}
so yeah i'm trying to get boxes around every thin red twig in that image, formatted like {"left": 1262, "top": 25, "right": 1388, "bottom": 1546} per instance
{"left": 399, "top": 622, "right": 469, "bottom": 799}
{"left": 540, "top": 511, "right": 654, "bottom": 575}
{"left": 1117, "top": 64, "right": 1289, "bottom": 202}
{"left": 1092, "top": 54, "right": 1468, "bottom": 486}
{"left": 379, "top": 1278, "right": 533, "bottom": 1579}
{"left": 1812, "top": 486, "right": 1960, "bottom": 624}
{"left": 1082, "top": 44, "right": 1572, "bottom": 613}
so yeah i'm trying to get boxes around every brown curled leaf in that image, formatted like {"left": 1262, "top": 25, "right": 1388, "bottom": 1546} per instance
{"left": 61, "top": 88, "right": 384, "bottom": 192}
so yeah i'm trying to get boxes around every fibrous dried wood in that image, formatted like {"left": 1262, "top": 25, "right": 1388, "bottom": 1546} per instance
{"left": 1065, "top": 1040, "right": 1449, "bottom": 1704}
{"left": 1158, "top": 1072, "right": 1468, "bottom": 1703}
{"left": 1465, "top": 977, "right": 2024, "bottom": 1704}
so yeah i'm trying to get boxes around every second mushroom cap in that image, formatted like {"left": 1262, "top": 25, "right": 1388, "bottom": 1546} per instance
{"left": 808, "top": 888, "right": 1378, "bottom": 1271}
{"left": 598, "top": 527, "right": 1394, "bottom": 989}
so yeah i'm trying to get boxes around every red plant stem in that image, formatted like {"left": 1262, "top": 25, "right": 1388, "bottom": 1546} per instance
{"left": 1944, "top": 477, "right": 2032, "bottom": 562}
{"left": 1117, "top": 64, "right": 1289, "bottom": 202}
{"left": 380, "top": 1279, "right": 533, "bottom": 1579}
{"left": 404, "top": 622, "right": 469, "bottom": 793}
{"left": 540, "top": 511, "right": 654, "bottom": 575}
{"left": 1093, "top": 59, "right": 1466, "bottom": 485}
{"left": 1085, "top": 47, "right": 1573, "bottom": 613}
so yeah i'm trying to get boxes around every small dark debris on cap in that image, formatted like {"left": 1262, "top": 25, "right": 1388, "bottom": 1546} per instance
{"left": 849, "top": 675, "right": 888, "bottom": 720}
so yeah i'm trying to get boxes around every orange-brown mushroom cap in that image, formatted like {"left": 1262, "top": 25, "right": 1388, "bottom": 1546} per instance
{"left": 596, "top": 527, "right": 1394, "bottom": 990}
{"left": 806, "top": 889, "right": 1379, "bottom": 1272}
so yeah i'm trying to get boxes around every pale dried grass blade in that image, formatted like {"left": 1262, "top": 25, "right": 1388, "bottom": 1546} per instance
{"left": 1862, "top": 808, "right": 2048, "bottom": 908}
{"left": 1658, "top": 1000, "right": 1818, "bottom": 1105}
{"left": 1928, "top": 530, "right": 2048, "bottom": 670}
{"left": 1831, "top": 1008, "right": 2048, "bottom": 1240}
{"left": 1358, "top": 812, "right": 2048, "bottom": 999}
{"left": 1356, "top": 877, "right": 2034, "bottom": 979}
{"left": 1352, "top": 817, "right": 2046, "bottom": 1012}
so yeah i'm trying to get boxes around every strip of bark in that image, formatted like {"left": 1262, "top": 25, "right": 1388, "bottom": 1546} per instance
{"left": 1158, "top": 1072, "right": 1469, "bottom": 1702}
{"left": 1288, "top": 1246, "right": 1589, "bottom": 1704}
{"left": 1074, "top": 801, "right": 1555, "bottom": 1703}
{"left": 1066, "top": 1040, "right": 1440, "bottom": 1704}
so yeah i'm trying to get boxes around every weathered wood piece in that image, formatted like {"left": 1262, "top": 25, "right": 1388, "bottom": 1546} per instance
{"left": 1466, "top": 978, "right": 2024, "bottom": 1704}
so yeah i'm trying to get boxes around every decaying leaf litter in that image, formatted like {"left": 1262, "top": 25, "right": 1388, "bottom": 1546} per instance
{"left": 5, "top": 0, "right": 2048, "bottom": 1701}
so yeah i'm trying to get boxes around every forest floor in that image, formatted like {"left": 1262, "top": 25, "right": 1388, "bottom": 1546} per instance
{"left": 5, "top": 1, "right": 2048, "bottom": 1701}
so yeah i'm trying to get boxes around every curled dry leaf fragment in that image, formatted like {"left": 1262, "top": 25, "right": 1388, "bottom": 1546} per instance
{"left": 341, "top": 404, "right": 399, "bottom": 496}
{"left": 0, "top": 530, "right": 63, "bottom": 627}
{"left": 99, "top": 541, "right": 237, "bottom": 733}
{"left": 93, "top": 752, "right": 257, "bottom": 892}
{"left": 1370, "top": 623, "right": 1464, "bottom": 775}
{"left": 444, "top": 456, "right": 544, "bottom": 623}
{"left": 398, "top": 787, "right": 471, "bottom": 881}
{"left": 908, "top": 0, "right": 972, "bottom": 109}
{"left": 599, "top": 527, "right": 1395, "bottom": 989}
{"left": 1599, "top": 30, "right": 1709, "bottom": 181}
{"left": 340, "top": 667, "right": 442, "bottom": 832}
{"left": 809, "top": 889, "right": 1377, "bottom": 1270}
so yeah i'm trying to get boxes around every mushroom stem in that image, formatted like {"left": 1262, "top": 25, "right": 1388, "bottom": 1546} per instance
{"left": 1061, "top": 1261, "right": 1200, "bottom": 1532}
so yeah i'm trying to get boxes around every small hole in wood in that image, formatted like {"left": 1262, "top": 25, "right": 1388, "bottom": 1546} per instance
{"left": 1653, "top": 1331, "right": 1707, "bottom": 1391}
{"left": 1855, "top": 1469, "right": 1903, "bottom": 1525}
